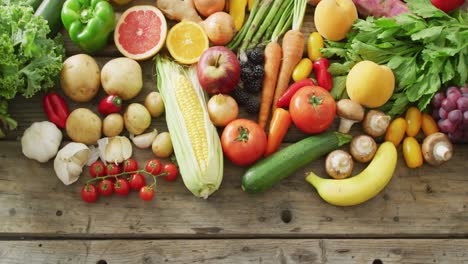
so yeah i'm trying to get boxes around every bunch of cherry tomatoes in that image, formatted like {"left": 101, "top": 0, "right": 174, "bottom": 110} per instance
{"left": 80, "top": 158, "right": 178, "bottom": 203}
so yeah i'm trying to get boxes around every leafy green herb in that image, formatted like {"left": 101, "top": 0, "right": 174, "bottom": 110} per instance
{"left": 321, "top": 0, "right": 468, "bottom": 116}
{"left": 0, "top": 2, "right": 64, "bottom": 135}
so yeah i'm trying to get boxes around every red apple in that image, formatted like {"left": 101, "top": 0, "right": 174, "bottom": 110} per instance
{"left": 197, "top": 46, "right": 240, "bottom": 94}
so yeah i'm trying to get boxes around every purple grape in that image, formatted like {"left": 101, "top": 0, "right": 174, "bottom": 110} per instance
{"left": 461, "top": 87, "right": 468, "bottom": 97}
{"left": 447, "top": 86, "right": 461, "bottom": 96}
{"left": 448, "top": 129, "right": 464, "bottom": 143}
{"left": 439, "top": 107, "right": 448, "bottom": 119}
{"left": 432, "top": 108, "right": 440, "bottom": 121}
{"left": 463, "top": 111, "right": 468, "bottom": 129}
{"left": 441, "top": 98, "right": 456, "bottom": 112}
{"left": 457, "top": 97, "right": 468, "bottom": 112}
{"left": 447, "top": 92, "right": 461, "bottom": 103}
{"left": 438, "top": 119, "right": 457, "bottom": 134}
{"left": 448, "top": 110, "right": 462, "bottom": 125}
{"left": 432, "top": 92, "right": 445, "bottom": 108}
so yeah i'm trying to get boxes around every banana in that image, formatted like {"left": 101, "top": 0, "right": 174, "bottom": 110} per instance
{"left": 306, "top": 141, "right": 397, "bottom": 206}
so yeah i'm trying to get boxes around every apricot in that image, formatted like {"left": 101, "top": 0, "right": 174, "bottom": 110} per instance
{"left": 314, "top": 0, "right": 358, "bottom": 41}
{"left": 346, "top": 61, "right": 395, "bottom": 108}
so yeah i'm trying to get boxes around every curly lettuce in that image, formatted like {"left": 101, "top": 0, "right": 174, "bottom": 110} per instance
{"left": 0, "top": 2, "right": 64, "bottom": 136}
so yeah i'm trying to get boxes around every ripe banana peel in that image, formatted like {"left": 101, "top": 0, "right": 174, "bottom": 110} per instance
{"left": 306, "top": 141, "right": 397, "bottom": 206}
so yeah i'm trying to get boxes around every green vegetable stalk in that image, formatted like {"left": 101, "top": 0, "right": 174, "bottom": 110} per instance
{"left": 61, "top": 0, "right": 115, "bottom": 53}
{"left": 322, "top": 0, "right": 468, "bottom": 116}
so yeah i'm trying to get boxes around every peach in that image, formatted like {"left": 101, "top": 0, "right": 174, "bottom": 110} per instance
{"left": 314, "top": 0, "right": 358, "bottom": 41}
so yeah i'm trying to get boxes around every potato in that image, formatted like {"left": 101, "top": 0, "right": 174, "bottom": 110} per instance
{"left": 152, "top": 132, "right": 173, "bottom": 158}
{"left": 66, "top": 108, "right": 102, "bottom": 144}
{"left": 103, "top": 113, "right": 124, "bottom": 137}
{"left": 144, "top": 92, "right": 165, "bottom": 118}
{"left": 101, "top": 57, "right": 143, "bottom": 100}
{"left": 124, "top": 103, "right": 151, "bottom": 135}
{"left": 60, "top": 54, "right": 100, "bottom": 102}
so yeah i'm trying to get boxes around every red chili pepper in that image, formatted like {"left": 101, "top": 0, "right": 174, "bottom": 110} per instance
{"left": 43, "top": 93, "right": 69, "bottom": 129}
{"left": 98, "top": 95, "right": 122, "bottom": 115}
{"left": 276, "top": 78, "right": 316, "bottom": 108}
{"left": 313, "top": 58, "right": 333, "bottom": 91}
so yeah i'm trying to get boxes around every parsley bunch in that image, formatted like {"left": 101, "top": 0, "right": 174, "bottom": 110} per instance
{"left": 322, "top": 0, "right": 467, "bottom": 116}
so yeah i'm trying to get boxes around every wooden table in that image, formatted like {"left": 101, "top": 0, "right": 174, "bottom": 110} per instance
{"left": 1, "top": 1, "right": 468, "bottom": 263}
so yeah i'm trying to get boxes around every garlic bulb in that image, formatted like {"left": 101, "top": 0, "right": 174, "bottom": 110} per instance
{"left": 21, "top": 121, "right": 62, "bottom": 163}
{"left": 97, "top": 136, "right": 133, "bottom": 164}
{"left": 54, "top": 143, "right": 90, "bottom": 185}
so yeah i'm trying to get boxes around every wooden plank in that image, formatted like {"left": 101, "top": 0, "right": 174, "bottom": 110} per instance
{"left": 0, "top": 141, "right": 467, "bottom": 238}
{"left": 1, "top": 239, "right": 468, "bottom": 263}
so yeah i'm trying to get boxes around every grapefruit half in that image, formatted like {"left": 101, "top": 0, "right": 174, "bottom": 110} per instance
{"left": 114, "top": 5, "right": 167, "bottom": 61}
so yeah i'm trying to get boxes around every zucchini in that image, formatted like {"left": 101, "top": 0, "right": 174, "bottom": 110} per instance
{"left": 241, "top": 132, "right": 352, "bottom": 193}
{"left": 34, "top": 0, "right": 66, "bottom": 37}
{"left": 25, "top": 0, "right": 43, "bottom": 10}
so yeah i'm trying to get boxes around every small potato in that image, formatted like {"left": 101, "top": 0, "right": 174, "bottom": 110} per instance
{"left": 124, "top": 103, "right": 151, "bottom": 135}
{"left": 144, "top": 92, "right": 165, "bottom": 118}
{"left": 66, "top": 108, "right": 102, "bottom": 144}
{"left": 60, "top": 54, "right": 100, "bottom": 102}
{"left": 103, "top": 113, "right": 124, "bottom": 137}
{"left": 152, "top": 132, "right": 173, "bottom": 158}
{"left": 101, "top": 57, "right": 143, "bottom": 100}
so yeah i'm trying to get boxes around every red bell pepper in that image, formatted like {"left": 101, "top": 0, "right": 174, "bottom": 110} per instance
{"left": 98, "top": 95, "right": 122, "bottom": 115}
{"left": 313, "top": 58, "right": 333, "bottom": 91}
{"left": 431, "top": 0, "right": 464, "bottom": 13}
{"left": 43, "top": 93, "right": 69, "bottom": 129}
{"left": 276, "top": 78, "right": 316, "bottom": 108}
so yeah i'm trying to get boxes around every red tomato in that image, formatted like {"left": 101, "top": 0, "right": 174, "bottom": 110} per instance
{"left": 105, "top": 163, "right": 121, "bottom": 176}
{"left": 98, "top": 179, "right": 114, "bottom": 196}
{"left": 289, "top": 86, "right": 336, "bottom": 134}
{"left": 114, "top": 178, "right": 130, "bottom": 196}
{"left": 81, "top": 184, "right": 98, "bottom": 203}
{"left": 89, "top": 161, "right": 105, "bottom": 178}
{"left": 122, "top": 159, "right": 138, "bottom": 172}
{"left": 221, "top": 119, "right": 267, "bottom": 166}
{"left": 431, "top": 0, "right": 464, "bottom": 13}
{"left": 129, "top": 173, "right": 146, "bottom": 191}
{"left": 163, "top": 163, "right": 179, "bottom": 181}
{"left": 139, "top": 186, "right": 155, "bottom": 201}
{"left": 145, "top": 159, "right": 162, "bottom": 175}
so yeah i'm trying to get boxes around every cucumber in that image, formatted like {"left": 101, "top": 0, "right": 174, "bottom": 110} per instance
{"left": 241, "top": 132, "right": 352, "bottom": 193}
{"left": 34, "top": 0, "right": 66, "bottom": 37}
{"left": 25, "top": 0, "right": 43, "bottom": 10}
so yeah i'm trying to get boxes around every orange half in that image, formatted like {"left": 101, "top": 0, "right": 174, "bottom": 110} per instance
{"left": 166, "top": 21, "right": 209, "bottom": 65}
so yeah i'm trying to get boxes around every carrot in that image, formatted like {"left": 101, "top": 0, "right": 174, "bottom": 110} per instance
{"left": 265, "top": 108, "right": 292, "bottom": 156}
{"left": 258, "top": 41, "right": 282, "bottom": 129}
{"left": 271, "top": 0, "right": 308, "bottom": 114}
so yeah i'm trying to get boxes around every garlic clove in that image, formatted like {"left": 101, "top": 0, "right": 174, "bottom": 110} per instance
{"left": 130, "top": 129, "right": 158, "bottom": 149}
{"left": 54, "top": 143, "right": 90, "bottom": 185}
{"left": 105, "top": 137, "right": 123, "bottom": 164}
{"left": 97, "top": 137, "right": 109, "bottom": 164}
{"left": 120, "top": 136, "right": 133, "bottom": 160}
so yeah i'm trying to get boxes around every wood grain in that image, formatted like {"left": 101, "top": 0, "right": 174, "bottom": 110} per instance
{"left": 1, "top": 141, "right": 467, "bottom": 238}
{"left": 1, "top": 239, "right": 468, "bottom": 264}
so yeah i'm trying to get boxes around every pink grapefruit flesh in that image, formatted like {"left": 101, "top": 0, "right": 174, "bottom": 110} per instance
{"left": 115, "top": 6, "right": 167, "bottom": 61}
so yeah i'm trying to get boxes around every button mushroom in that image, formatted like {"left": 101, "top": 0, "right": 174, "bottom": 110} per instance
{"left": 363, "top": 110, "right": 391, "bottom": 138}
{"left": 336, "top": 99, "right": 365, "bottom": 133}
{"left": 350, "top": 135, "right": 377, "bottom": 163}
{"left": 422, "top": 132, "right": 453, "bottom": 166}
{"left": 325, "top": 150, "right": 354, "bottom": 179}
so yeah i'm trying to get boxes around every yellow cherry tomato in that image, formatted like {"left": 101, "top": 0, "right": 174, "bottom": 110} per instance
{"left": 292, "top": 58, "right": 313, "bottom": 82}
{"left": 405, "top": 107, "right": 422, "bottom": 137}
{"left": 307, "top": 32, "right": 324, "bottom": 61}
{"left": 402, "top": 137, "right": 423, "bottom": 169}
{"left": 421, "top": 113, "right": 439, "bottom": 136}
{"left": 385, "top": 117, "right": 407, "bottom": 147}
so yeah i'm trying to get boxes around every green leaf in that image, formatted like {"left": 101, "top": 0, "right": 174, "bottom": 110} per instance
{"left": 330, "top": 76, "right": 347, "bottom": 100}
{"left": 442, "top": 59, "right": 455, "bottom": 83}
{"left": 406, "top": 0, "right": 448, "bottom": 19}
{"left": 321, "top": 47, "right": 347, "bottom": 58}
{"left": 411, "top": 26, "right": 444, "bottom": 41}
{"left": 456, "top": 51, "right": 467, "bottom": 85}
{"left": 374, "top": 18, "right": 399, "bottom": 28}
{"left": 328, "top": 62, "right": 355, "bottom": 75}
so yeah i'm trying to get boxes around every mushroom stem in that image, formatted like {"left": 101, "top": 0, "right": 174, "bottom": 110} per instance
{"left": 434, "top": 143, "right": 450, "bottom": 161}
{"left": 338, "top": 119, "right": 356, "bottom": 133}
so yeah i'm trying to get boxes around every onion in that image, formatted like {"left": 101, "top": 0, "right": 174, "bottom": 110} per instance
{"left": 207, "top": 94, "right": 239, "bottom": 127}
{"left": 201, "top": 12, "right": 236, "bottom": 45}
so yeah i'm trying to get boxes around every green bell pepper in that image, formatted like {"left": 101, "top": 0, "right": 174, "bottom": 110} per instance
{"left": 61, "top": 0, "right": 115, "bottom": 53}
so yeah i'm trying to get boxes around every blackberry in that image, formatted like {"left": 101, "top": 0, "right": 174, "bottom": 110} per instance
{"left": 230, "top": 88, "right": 249, "bottom": 106}
{"left": 245, "top": 97, "right": 261, "bottom": 114}
{"left": 244, "top": 79, "right": 263, "bottom": 94}
{"left": 240, "top": 65, "right": 254, "bottom": 82}
{"left": 252, "top": 64, "right": 264, "bottom": 79}
{"left": 248, "top": 47, "right": 264, "bottom": 65}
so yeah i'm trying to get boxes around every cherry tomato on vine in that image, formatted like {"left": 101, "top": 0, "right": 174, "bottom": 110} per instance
{"left": 145, "top": 159, "right": 162, "bottom": 175}
{"left": 163, "top": 163, "right": 179, "bottom": 181}
{"left": 89, "top": 161, "right": 105, "bottom": 178}
{"left": 139, "top": 186, "right": 155, "bottom": 201}
{"left": 129, "top": 173, "right": 146, "bottom": 191}
{"left": 98, "top": 179, "right": 114, "bottom": 196}
{"left": 114, "top": 178, "right": 130, "bottom": 196}
{"left": 105, "top": 163, "right": 121, "bottom": 176}
{"left": 122, "top": 159, "right": 138, "bottom": 172}
{"left": 81, "top": 184, "right": 98, "bottom": 203}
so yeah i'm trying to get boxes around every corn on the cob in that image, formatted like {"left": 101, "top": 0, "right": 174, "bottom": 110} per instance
{"left": 155, "top": 56, "right": 223, "bottom": 198}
